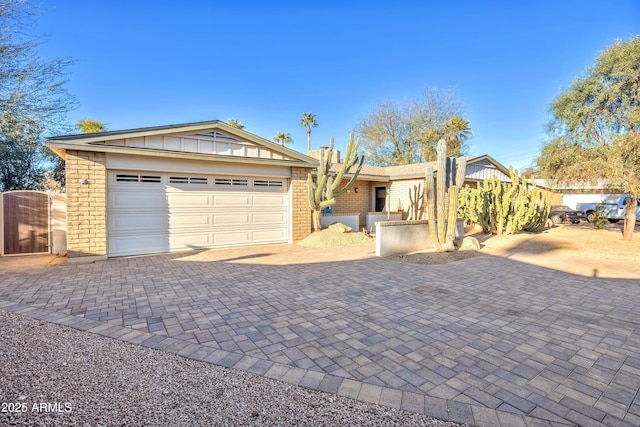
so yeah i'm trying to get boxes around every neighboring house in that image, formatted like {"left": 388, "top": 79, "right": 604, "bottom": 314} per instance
{"left": 46, "top": 120, "right": 318, "bottom": 262}
{"left": 316, "top": 152, "right": 512, "bottom": 227}
{"left": 46, "top": 119, "right": 513, "bottom": 261}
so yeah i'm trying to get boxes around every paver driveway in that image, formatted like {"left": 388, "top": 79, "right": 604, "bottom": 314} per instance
{"left": 1, "top": 244, "right": 640, "bottom": 426}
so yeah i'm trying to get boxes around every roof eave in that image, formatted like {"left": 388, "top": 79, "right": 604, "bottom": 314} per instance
{"left": 46, "top": 141, "right": 318, "bottom": 168}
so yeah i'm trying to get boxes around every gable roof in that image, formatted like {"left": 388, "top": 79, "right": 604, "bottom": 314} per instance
{"left": 329, "top": 154, "right": 511, "bottom": 181}
{"left": 46, "top": 120, "right": 318, "bottom": 168}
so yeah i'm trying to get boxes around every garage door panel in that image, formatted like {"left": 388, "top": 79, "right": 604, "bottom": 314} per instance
{"left": 110, "top": 213, "right": 168, "bottom": 232}
{"left": 108, "top": 171, "right": 289, "bottom": 256}
{"left": 213, "top": 231, "right": 251, "bottom": 245}
{"left": 109, "top": 192, "right": 166, "bottom": 209}
{"left": 169, "top": 213, "right": 212, "bottom": 228}
{"left": 213, "top": 213, "right": 251, "bottom": 225}
{"left": 109, "top": 235, "right": 169, "bottom": 257}
{"left": 167, "top": 193, "right": 212, "bottom": 208}
{"left": 213, "top": 195, "right": 251, "bottom": 207}
{"left": 170, "top": 233, "right": 212, "bottom": 248}
{"left": 252, "top": 195, "right": 287, "bottom": 206}
{"left": 252, "top": 212, "right": 287, "bottom": 224}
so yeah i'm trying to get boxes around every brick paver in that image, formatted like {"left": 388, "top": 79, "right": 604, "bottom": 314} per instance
{"left": 1, "top": 243, "right": 639, "bottom": 426}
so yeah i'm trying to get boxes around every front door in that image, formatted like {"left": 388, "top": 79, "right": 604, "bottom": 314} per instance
{"left": 375, "top": 187, "right": 387, "bottom": 212}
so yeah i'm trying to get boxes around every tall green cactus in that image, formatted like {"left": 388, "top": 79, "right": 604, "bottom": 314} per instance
{"left": 425, "top": 139, "right": 467, "bottom": 252}
{"left": 307, "top": 132, "right": 365, "bottom": 231}
{"left": 458, "top": 167, "right": 550, "bottom": 235}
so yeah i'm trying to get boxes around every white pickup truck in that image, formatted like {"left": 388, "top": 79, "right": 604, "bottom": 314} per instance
{"left": 576, "top": 195, "right": 640, "bottom": 223}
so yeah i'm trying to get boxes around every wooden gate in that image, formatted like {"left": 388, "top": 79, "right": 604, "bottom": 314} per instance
{"left": 1, "top": 191, "right": 50, "bottom": 255}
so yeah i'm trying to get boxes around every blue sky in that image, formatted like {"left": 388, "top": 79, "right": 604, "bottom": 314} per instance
{"left": 36, "top": 1, "right": 639, "bottom": 169}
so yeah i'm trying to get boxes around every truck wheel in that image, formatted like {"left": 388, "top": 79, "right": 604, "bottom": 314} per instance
{"left": 608, "top": 219, "right": 620, "bottom": 223}
{"left": 551, "top": 214, "right": 563, "bottom": 224}
{"left": 586, "top": 211, "right": 594, "bottom": 222}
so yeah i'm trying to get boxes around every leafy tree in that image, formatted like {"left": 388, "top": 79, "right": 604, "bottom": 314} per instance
{"left": 520, "top": 166, "right": 539, "bottom": 179}
{"left": 355, "top": 87, "right": 469, "bottom": 166}
{"left": 0, "top": 113, "right": 43, "bottom": 191}
{"left": 0, "top": 0, "right": 75, "bottom": 191}
{"left": 272, "top": 131, "right": 293, "bottom": 146}
{"left": 227, "top": 118, "right": 245, "bottom": 129}
{"left": 299, "top": 112, "right": 318, "bottom": 152}
{"left": 76, "top": 119, "right": 107, "bottom": 133}
{"left": 537, "top": 36, "right": 640, "bottom": 241}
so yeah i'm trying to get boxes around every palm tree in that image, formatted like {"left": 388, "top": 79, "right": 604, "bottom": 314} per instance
{"left": 299, "top": 112, "right": 318, "bottom": 153}
{"left": 227, "top": 118, "right": 245, "bottom": 130}
{"left": 273, "top": 132, "right": 293, "bottom": 146}
{"left": 442, "top": 116, "right": 473, "bottom": 157}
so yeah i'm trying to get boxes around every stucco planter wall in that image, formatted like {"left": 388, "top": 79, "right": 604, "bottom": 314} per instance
{"left": 320, "top": 213, "right": 360, "bottom": 231}
{"left": 375, "top": 218, "right": 464, "bottom": 257}
{"left": 366, "top": 212, "right": 402, "bottom": 232}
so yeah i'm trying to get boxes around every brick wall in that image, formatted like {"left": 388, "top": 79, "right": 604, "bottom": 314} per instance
{"left": 332, "top": 179, "right": 370, "bottom": 226}
{"left": 65, "top": 150, "right": 107, "bottom": 258}
{"left": 291, "top": 166, "right": 312, "bottom": 241}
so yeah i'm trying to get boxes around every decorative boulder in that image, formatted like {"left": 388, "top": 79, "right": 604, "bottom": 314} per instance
{"left": 328, "top": 222, "right": 353, "bottom": 233}
{"left": 460, "top": 236, "right": 481, "bottom": 250}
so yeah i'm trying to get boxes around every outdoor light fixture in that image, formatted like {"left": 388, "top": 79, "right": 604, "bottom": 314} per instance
{"left": 81, "top": 178, "right": 89, "bottom": 185}
{"left": 354, "top": 187, "right": 359, "bottom": 193}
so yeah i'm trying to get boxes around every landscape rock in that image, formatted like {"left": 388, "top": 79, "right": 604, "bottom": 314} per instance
{"left": 461, "top": 236, "right": 481, "bottom": 250}
{"left": 327, "top": 222, "right": 353, "bottom": 233}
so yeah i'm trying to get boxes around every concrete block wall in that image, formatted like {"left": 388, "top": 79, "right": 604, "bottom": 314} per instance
{"left": 291, "top": 166, "right": 312, "bottom": 241}
{"left": 65, "top": 150, "right": 107, "bottom": 259}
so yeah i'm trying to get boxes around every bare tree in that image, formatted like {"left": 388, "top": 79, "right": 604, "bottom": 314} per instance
{"left": 355, "top": 86, "right": 468, "bottom": 166}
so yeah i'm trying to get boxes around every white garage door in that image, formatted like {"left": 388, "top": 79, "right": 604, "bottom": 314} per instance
{"left": 107, "top": 171, "right": 289, "bottom": 256}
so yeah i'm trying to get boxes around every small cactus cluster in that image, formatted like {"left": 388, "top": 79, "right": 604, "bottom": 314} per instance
{"left": 408, "top": 183, "right": 424, "bottom": 220}
{"left": 425, "top": 139, "right": 467, "bottom": 252}
{"left": 307, "top": 133, "right": 364, "bottom": 231}
{"left": 458, "top": 167, "right": 550, "bottom": 235}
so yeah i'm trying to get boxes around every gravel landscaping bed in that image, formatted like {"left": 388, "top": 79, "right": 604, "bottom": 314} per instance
{"left": 0, "top": 311, "right": 464, "bottom": 426}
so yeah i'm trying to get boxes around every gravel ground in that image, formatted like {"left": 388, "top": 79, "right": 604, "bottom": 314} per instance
{"left": 0, "top": 311, "right": 464, "bottom": 427}
{"left": 297, "top": 229, "right": 374, "bottom": 248}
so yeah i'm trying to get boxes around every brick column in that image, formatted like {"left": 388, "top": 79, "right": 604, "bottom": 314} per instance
{"left": 290, "top": 166, "right": 312, "bottom": 242}
{"left": 65, "top": 150, "right": 107, "bottom": 260}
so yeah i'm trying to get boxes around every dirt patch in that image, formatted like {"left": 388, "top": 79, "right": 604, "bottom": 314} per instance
{"left": 390, "top": 248, "right": 483, "bottom": 265}
{"left": 389, "top": 222, "right": 640, "bottom": 266}
{"left": 296, "top": 228, "right": 374, "bottom": 248}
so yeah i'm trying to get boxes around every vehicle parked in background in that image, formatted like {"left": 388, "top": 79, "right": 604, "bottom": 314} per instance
{"left": 549, "top": 205, "right": 585, "bottom": 224}
{"left": 576, "top": 196, "right": 640, "bottom": 223}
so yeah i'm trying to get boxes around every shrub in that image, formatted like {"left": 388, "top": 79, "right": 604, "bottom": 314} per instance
{"left": 591, "top": 204, "right": 609, "bottom": 229}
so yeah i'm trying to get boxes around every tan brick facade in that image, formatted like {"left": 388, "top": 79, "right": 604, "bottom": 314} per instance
{"left": 332, "top": 179, "right": 371, "bottom": 226}
{"left": 65, "top": 150, "right": 107, "bottom": 259}
{"left": 290, "top": 166, "right": 312, "bottom": 241}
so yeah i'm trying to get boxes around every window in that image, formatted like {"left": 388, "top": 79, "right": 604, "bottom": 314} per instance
{"left": 170, "top": 176, "right": 208, "bottom": 184}
{"left": 254, "top": 180, "right": 283, "bottom": 187}
{"left": 215, "top": 178, "right": 248, "bottom": 186}
{"left": 116, "top": 174, "right": 161, "bottom": 183}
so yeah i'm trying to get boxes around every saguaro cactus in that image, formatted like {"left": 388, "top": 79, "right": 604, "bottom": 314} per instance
{"left": 307, "top": 133, "right": 364, "bottom": 231}
{"left": 425, "top": 139, "right": 467, "bottom": 252}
